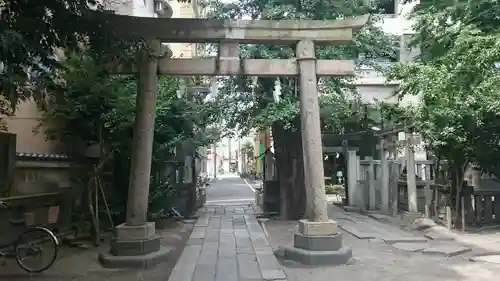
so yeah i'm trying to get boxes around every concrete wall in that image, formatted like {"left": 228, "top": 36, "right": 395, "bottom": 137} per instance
{"left": 376, "top": 1, "right": 417, "bottom": 36}
{"left": 5, "top": 100, "right": 67, "bottom": 153}
{"left": 169, "top": 1, "right": 197, "bottom": 58}
{"left": 355, "top": 85, "right": 420, "bottom": 107}
{"left": 0, "top": 158, "right": 82, "bottom": 245}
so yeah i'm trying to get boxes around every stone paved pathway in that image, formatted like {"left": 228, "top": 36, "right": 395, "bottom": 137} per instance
{"left": 168, "top": 204, "right": 287, "bottom": 281}
{"left": 332, "top": 211, "right": 426, "bottom": 242}
{"left": 330, "top": 209, "right": 473, "bottom": 257}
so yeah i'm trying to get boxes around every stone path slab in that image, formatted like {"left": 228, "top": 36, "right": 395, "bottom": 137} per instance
{"left": 333, "top": 212, "right": 426, "bottom": 243}
{"left": 169, "top": 204, "right": 287, "bottom": 281}
{"left": 392, "top": 242, "right": 431, "bottom": 252}
{"left": 334, "top": 212, "right": 473, "bottom": 257}
{"left": 424, "top": 228, "right": 455, "bottom": 241}
{"left": 421, "top": 245, "right": 472, "bottom": 257}
{"left": 470, "top": 254, "right": 500, "bottom": 264}
{"left": 382, "top": 237, "right": 428, "bottom": 244}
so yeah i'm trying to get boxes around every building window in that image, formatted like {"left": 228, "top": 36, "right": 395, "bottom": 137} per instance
{"left": 376, "top": 0, "right": 396, "bottom": 15}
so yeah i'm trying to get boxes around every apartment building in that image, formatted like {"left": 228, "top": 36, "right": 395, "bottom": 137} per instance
{"left": 355, "top": 0, "right": 420, "bottom": 106}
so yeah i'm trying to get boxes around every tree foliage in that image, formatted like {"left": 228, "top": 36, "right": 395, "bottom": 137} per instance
{"left": 1, "top": 0, "right": 116, "bottom": 105}
{"left": 205, "top": 0, "right": 398, "bottom": 135}
{"left": 203, "top": 0, "right": 397, "bottom": 219}
{"left": 42, "top": 51, "right": 219, "bottom": 221}
{"left": 385, "top": 1, "right": 500, "bottom": 224}
{"left": 387, "top": 0, "right": 500, "bottom": 179}
{"left": 0, "top": 0, "right": 190, "bottom": 107}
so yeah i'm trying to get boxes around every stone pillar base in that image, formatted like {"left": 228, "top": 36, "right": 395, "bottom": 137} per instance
{"left": 283, "top": 219, "right": 352, "bottom": 265}
{"left": 401, "top": 212, "right": 422, "bottom": 225}
{"left": 98, "top": 222, "right": 172, "bottom": 269}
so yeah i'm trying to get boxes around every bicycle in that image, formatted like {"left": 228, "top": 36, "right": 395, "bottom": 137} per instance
{"left": 0, "top": 200, "right": 59, "bottom": 273}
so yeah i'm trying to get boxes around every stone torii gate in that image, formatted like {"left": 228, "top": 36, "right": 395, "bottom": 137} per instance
{"left": 96, "top": 12, "right": 368, "bottom": 267}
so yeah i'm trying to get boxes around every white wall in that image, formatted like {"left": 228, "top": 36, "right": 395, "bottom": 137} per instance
{"left": 100, "top": 0, "right": 155, "bottom": 16}
{"left": 132, "top": 0, "right": 156, "bottom": 17}
{"left": 355, "top": 85, "right": 420, "bottom": 106}
{"left": 376, "top": 1, "right": 417, "bottom": 36}
{"left": 353, "top": 1, "right": 419, "bottom": 103}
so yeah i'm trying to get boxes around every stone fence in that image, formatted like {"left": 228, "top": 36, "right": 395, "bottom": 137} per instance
{"left": 0, "top": 152, "right": 89, "bottom": 246}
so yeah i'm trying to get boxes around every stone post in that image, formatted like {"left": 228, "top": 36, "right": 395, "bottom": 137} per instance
{"left": 389, "top": 161, "right": 400, "bottom": 216}
{"left": 405, "top": 131, "right": 418, "bottom": 214}
{"left": 346, "top": 150, "right": 358, "bottom": 207}
{"left": 213, "top": 143, "right": 217, "bottom": 179}
{"left": 283, "top": 40, "right": 352, "bottom": 266}
{"left": 367, "top": 156, "right": 376, "bottom": 210}
{"left": 380, "top": 137, "right": 390, "bottom": 213}
{"left": 99, "top": 39, "right": 171, "bottom": 268}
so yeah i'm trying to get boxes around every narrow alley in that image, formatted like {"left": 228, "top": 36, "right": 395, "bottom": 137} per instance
{"left": 205, "top": 174, "right": 259, "bottom": 205}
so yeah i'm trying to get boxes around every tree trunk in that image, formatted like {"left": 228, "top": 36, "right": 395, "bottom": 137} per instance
{"left": 272, "top": 118, "right": 307, "bottom": 220}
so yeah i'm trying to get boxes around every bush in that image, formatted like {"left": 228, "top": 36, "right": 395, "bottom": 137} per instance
{"left": 325, "top": 184, "right": 345, "bottom": 195}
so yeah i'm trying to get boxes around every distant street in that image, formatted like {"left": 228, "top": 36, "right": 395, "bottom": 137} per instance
{"left": 205, "top": 174, "right": 258, "bottom": 205}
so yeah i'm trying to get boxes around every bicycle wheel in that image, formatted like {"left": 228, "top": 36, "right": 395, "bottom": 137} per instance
{"left": 15, "top": 226, "right": 59, "bottom": 273}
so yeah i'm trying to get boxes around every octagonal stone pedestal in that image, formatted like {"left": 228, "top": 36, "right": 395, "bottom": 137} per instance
{"left": 98, "top": 222, "right": 173, "bottom": 268}
{"left": 283, "top": 219, "right": 352, "bottom": 265}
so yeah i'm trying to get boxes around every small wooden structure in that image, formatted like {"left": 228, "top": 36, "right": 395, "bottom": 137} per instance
{"left": 462, "top": 177, "right": 500, "bottom": 227}
{"left": 322, "top": 131, "right": 378, "bottom": 204}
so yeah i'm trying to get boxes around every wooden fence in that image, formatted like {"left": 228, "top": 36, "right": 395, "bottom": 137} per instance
{"left": 462, "top": 187, "right": 500, "bottom": 227}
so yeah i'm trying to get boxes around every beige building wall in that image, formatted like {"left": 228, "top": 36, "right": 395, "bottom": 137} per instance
{"left": 169, "top": 1, "right": 197, "bottom": 58}
{"left": 5, "top": 100, "right": 65, "bottom": 153}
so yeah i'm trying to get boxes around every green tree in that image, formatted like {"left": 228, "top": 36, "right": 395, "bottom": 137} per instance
{"left": 204, "top": 0, "right": 397, "bottom": 219}
{"left": 0, "top": 0, "right": 189, "bottom": 109}
{"left": 387, "top": 0, "right": 500, "bottom": 224}
{"left": 42, "top": 51, "right": 219, "bottom": 222}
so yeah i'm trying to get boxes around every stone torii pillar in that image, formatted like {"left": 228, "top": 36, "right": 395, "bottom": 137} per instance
{"left": 296, "top": 40, "right": 329, "bottom": 222}
{"left": 99, "top": 39, "right": 171, "bottom": 268}
{"left": 284, "top": 40, "right": 352, "bottom": 265}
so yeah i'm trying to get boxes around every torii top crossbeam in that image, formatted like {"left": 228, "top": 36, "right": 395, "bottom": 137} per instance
{"left": 89, "top": 12, "right": 369, "bottom": 44}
